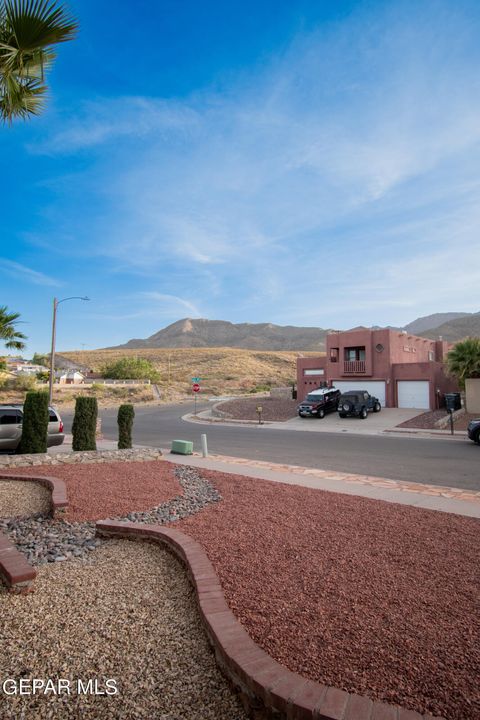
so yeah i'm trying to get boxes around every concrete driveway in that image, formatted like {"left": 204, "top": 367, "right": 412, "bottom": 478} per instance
{"left": 278, "top": 408, "right": 422, "bottom": 435}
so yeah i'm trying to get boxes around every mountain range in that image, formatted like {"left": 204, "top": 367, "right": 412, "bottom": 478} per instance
{"left": 108, "top": 312, "right": 480, "bottom": 351}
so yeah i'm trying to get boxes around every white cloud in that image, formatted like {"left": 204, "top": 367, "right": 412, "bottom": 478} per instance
{"left": 140, "top": 292, "right": 202, "bottom": 317}
{"left": 30, "top": 0, "right": 480, "bottom": 327}
{"left": 29, "top": 97, "right": 199, "bottom": 154}
{"left": 0, "top": 259, "right": 62, "bottom": 287}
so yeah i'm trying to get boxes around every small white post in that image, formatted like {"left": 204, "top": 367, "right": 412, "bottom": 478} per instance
{"left": 201, "top": 433, "right": 208, "bottom": 457}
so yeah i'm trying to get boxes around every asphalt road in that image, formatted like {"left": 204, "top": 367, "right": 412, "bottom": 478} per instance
{"left": 61, "top": 402, "right": 480, "bottom": 491}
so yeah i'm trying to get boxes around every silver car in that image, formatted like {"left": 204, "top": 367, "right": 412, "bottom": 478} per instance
{"left": 0, "top": 404, "right": 65, "bottom": 452}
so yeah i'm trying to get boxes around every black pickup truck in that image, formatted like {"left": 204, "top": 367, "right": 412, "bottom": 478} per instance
{"left": 337, "top": 391, "right": 382, "bottom": 419}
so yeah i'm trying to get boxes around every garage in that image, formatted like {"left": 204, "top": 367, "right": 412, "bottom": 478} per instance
{"left": 397, "top": 380, "right": 430, "bottom": 409}
{"left": 333, "top": 381, "right": 386, "bottom": 406}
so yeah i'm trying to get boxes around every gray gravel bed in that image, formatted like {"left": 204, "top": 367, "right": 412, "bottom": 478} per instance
{"left": 0, "top": 479, "right": 51, "bottom": 518}
{"left": 0, "top": 467, "right": 220, "bottom": 566}
{"left": 0, "top": 539, "right": 247, "bottom": 719}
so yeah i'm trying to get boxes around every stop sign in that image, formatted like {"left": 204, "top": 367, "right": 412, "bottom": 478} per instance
{"left": 192, "top": 383, "right": 200, "bottom": 393}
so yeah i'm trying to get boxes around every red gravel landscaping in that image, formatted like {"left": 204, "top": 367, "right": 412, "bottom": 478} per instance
{"left": 3, "top": 460, "right": 479, "bottom": 718}
{"left": 0, "top": 461, "right": 180, "bottom": 522}
{"left": 217, "top": 396, "right": 298, "bottom": 421}
{"left": 176, "top": 467, "right": 480, "bottom": 720}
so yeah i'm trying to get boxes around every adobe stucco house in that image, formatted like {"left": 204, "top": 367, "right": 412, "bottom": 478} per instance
{"left": 297, "top": 327, "right": 459, "bottom": 409}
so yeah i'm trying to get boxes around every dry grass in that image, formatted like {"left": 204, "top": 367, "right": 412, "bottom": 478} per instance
{"left": 0, "top": 348, "right": 322, "bottom": 407}
{"left": 60, "top": 347, "right": 321, "bottom": 398}
{"left": 0, "top": 384, "right": 155, "bottom": 408}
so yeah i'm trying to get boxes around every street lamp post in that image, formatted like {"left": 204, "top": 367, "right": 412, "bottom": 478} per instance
{"left": 48, "top": 296, "right": 90, "bottom": 403}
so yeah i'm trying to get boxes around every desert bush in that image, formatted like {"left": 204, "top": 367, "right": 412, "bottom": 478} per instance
{"left": 101, "top": 357, "right": 160, "bottom": 382}
{"left": 72, "top": 396, "right": 98, "bottom": 451}
{"left": 17, "top": 391, "right": 49, "bottom": 454}
{"left": 32, "top": 353, "right": 49, "bottom": 367}
{"left": 117, "top": 404, "right": 135, "bottom": 449}
{"left": 10, "top": 374, "right": 37, "bottom": 391}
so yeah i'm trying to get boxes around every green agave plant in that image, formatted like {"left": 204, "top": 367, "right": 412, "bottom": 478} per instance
{"left": 0, "top": 0, "right": 77, "bottom": 122}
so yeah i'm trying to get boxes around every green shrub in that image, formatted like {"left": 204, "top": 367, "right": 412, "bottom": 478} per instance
{"left": 10, "top": 374, "right": 37, "bottom": 391}
{"left": 72, "top": 396, "right": 98, "bottom": 451}
{"left": 101, "top": 357, "right": 160, "bottom": 382}
{"left": 117, "top": 404, "right": 135, "bottom": 449}
{"left": 32, "top": 353, "right": 49, "bottom": 367}
{"left": 17, "top": 391, "right": 49, "bottom": 454}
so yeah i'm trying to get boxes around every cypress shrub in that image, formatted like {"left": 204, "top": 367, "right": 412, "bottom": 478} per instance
{"left": 117, "top": 404, "right": 135, "bottom": 449}
{"left": 72, "top": 396, "right": 98, "bottom": 451}
{"left": 17, "top": 391, "right": 49, "bottom": 454}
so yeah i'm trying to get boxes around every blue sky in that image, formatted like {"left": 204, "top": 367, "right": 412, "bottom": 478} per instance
{"left": 2, "top": 0, "right": 480, "bottom": 355}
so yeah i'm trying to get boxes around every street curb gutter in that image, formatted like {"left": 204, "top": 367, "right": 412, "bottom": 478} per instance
{"left": 96, "top": 521, "right": 444, "bottom": 720}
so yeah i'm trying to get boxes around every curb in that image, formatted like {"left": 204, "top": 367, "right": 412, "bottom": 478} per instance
{"left": 0, "top": 530, "right": 37, "bottom": 593}
{"left": 0, "top": 473, "right": 68, "bottom": 517}
{"left": 95, "top": 520, "right": 443, "bottom": 720}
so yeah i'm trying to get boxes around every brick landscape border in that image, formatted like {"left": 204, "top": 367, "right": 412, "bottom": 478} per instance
{"left": 0, "top": 530, "right": 37, "bottom": 593}
{"left": 95, "top": 520, "right": 443, "bottom": 720}
{"left": 0, "top": 473, "right": 68, "bottom": 517}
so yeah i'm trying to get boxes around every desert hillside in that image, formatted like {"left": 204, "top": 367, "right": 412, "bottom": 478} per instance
{"left": 109, "top": 318, "right": 329, "bottom": 351}
{"left": 60, "top": 347, "right": 320, "bottom": 398}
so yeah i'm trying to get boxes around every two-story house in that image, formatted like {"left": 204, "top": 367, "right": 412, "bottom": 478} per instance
{"left": 297, "top": 327, "right": 458, "bottom": 409}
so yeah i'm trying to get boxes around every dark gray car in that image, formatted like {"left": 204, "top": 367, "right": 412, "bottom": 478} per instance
{"left": 0, "top": 404, "right": 65, "bottom": 452}
{"left": 337, "top": 391, "right": 382, "bottom": 419}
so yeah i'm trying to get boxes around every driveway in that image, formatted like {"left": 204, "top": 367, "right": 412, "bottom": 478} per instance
{"left": 282, "top": 408, "right": 423, "bottom": 435}
{"left": 189, "top": 407, "right": 427, "bottom": 436}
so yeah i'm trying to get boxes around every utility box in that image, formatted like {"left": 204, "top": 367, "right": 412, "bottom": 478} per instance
{"left": 171, "top": 439, "right": 193, "bottom": 455}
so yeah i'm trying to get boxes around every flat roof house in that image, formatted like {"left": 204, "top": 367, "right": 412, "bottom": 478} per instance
{"left": 297, "top": 327, "right": 458, "bottom": 409}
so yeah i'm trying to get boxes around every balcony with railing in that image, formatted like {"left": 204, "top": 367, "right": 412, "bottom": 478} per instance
{"left": 343, "top": 360, "right": 366, "bottom": 374}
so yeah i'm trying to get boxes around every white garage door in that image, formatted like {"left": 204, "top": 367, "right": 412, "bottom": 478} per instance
{"left": 333, "top": 381, "right": 386, "bottom": 406}
{"left": 397, "top": 380, "right": 430, "bottom": 409}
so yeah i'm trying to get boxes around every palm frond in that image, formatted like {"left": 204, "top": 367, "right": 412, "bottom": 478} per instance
{"left": 0, "top": 0, "right": 77, "bottom": 122}
{"left": 5, "top": 0, "right": 78, "bottom": 50}
{"left": 0, "top": 71, "right": 46, "bottom": 121}
{"left": 0, "top": 305, "right": 27, "bottom": 350}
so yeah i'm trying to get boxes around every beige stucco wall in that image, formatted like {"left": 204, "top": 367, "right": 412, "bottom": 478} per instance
{"left": 465, "top": 378, "right": 480, "bottom": 413}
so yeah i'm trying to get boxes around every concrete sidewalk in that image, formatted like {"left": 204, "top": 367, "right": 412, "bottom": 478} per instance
{"left": 163, "top": 449, "right": 480, "bottom": 519}
{"left": 49, "top": 436, "right": 480, "bottom": 519}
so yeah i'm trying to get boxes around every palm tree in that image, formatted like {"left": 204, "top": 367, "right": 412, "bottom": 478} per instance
{"left": 0, "top": 0, "right": 77, "bottom": 123}
{"left": 446, "top": 337, "right": 480, "bottom": 389}
{"left": 0, "top": 305, "right": 27, "bottom": 349}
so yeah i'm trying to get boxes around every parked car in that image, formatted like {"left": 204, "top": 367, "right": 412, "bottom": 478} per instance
{"left": 0, "top": 404, "right": 65, "bottom": 452}
{"left": 337, "top": 391, "right": 382, "bottom": 419}
{"left": 467, "top": 418, "right": 480, "bottom": 444}
{"left": 297, "top": 387, "right": 341, "bottom": 419}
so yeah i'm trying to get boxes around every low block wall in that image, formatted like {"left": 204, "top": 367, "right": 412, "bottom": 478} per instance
{"left": 0, "top": 530, "right": 37, "bottom": 593}
{"left": 465, "top": 379, "right": 480, "bottom": 414}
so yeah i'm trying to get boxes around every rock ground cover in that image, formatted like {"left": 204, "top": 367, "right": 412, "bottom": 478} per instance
{"left": 0, "top": 461, "right": 181, "bottom": 522}
{"left": 177, "top": 468, "right": 480, "bottom": 720}
{"left": 0, "top": 466, "right": 220, "bottom": 565}
{"left": 0, "top": 539, "right": 247, "bottom": 720}
{"left": 2, "top": 460, "right": 479, "bottom": 719}
{"left": 216, "top": 396, "right": 298, "bottom": 421}
{"left": 0, "top": 480, "right": 50, "bottom": 518}
{"left": 397, "top": 409, "right": 478, "bottom": 430}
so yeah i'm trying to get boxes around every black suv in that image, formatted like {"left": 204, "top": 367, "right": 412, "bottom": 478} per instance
{"left": 337, "top": 391, "right": 382, "bottom": 419}
{"left": 467, "top": 418, "right": 480, "bottom": 444}
{"left": 297, "top": 388, "right": 341, "bottom": 419}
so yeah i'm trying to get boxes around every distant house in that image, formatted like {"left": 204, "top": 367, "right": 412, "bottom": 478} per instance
{"left": 15, "top": 364, "right": 47, "bottom": 376}
{"left": 56, "top": 370, "right": 85, "bottom": 384}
